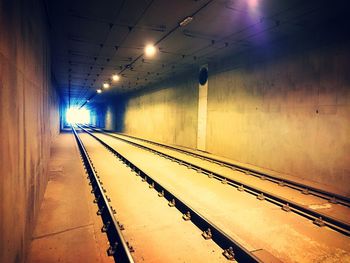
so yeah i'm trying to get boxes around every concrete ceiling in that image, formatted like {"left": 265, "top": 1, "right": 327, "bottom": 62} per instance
{"left": 46, "top": 0, "right": 348, "bottom": 108}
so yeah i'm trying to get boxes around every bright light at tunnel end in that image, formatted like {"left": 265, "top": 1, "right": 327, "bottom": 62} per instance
{"left": 66, "top": 107, "right": 90, "bottom": 124}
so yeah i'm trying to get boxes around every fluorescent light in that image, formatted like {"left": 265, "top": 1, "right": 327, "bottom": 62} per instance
{"left": 144, "top": 44, "right": 156, "bottom": 57}
{"left": 179, "top": 16, "right": 193, "bottom": 27}
{"left": 112, "top": 74, "right": 120, "bottom": 82}
{"left": 103, "top": 83, "right": 110, "bottom": 89}
{"left": 97, "top": 89, "right": 102, "bottom": 93}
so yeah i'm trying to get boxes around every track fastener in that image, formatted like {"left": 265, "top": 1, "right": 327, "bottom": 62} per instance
{"left": 202, "top": 228, "right": 212, "bottom": 240}
{"left": 282, "top": 203, "right": 291, "bottom": 212}
{"left": 126, "top": 242, "right": 135, "bottom": 252}
{"left": 257, "top": 193, "right": 265, "bottom": 201}
{"left": 101, "top": 221, "right": 110, "bottom": 232}
{"left": 313, "top": 217, "right": 325, "bottom": 227}
{"left": 97, "top": 206, "right": 105, "bottom": 215}
{"left": 329, "top": 197, "right": 338, "bottom": 204}
{"left": 260, "top": 175, "right": 266, "bottom": 180}
{"left": 278, "top": 181, "right": 285, "bottom": 187}
{"left": 168, "top": 199, "right": 176, "bottom": 207}
{"left": 208, "top": 173, "right": 214, "bottom": 178}
{"left": 142, "top": 176, "right": 147, "bottom": 182}
{"left": 182, "top": 211, "right": 191, "bottom": 221}
{"left": 221, "top": 178, "right": 227, "bottom": 184}
{"left": 107, "top": 242, "right": 118, "bottom": 256}
{"left": 158, "top": 190, "right": 164, "bottom": 197}
{"left": 302, "top": 188, "right": 310, "bottom": 195}
{"left": 223, "top": 247, "right": 235, "bottom": 260}
{"left": 110, "top": 206, "right": 117, "bottom": 214}
{"left": 93, "top": 195, "right": 101, "bottom": 203}
{"left": 149, "top": 182, "right": 155, "bottom": 189}
{"left": 117, "top": 221, "right": 125, "bottom": 230}
{"left": 237, "top": 185, "right": 245, "bottom": 192}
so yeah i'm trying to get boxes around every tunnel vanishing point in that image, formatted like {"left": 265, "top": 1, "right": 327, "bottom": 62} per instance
{"left": 1, "top": 0, "right": 350, "bottom": 262}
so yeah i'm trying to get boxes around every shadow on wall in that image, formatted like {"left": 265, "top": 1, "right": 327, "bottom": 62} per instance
{"left": 120, "top": 70, "right": 199, "bottom": 148}
{"left": 103, "top": 96, "right": 127, "bottom": 132}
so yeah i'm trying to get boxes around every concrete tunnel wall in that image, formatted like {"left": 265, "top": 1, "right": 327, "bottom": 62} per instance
{"left": 104, "top": 40, "right": 350, "bottom": 195}
{"left": 0, "top": 0, "right": 60, "bottom": 262}
{"left": 124, "top": 73, "right": 199, "bottom": 149}
{"left": 206, "top": 42, "right": 350, "bottom": 195}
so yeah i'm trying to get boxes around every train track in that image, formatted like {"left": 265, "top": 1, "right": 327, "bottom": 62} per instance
{"left": 85, "top": 126, "right": 350, "bottom": 236}
{"left": 92, "top": 127, "right": 350, "bottom": 207}
{"left": 72, "top": 126, "right": 135, "bottom": 263}
{"left": 75, "top": 125, "right": 262, "bottom": 262}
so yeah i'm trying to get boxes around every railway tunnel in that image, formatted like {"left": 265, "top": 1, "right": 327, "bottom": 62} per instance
{"left": 1, "top": 0, "right": 350, "bottom": 262}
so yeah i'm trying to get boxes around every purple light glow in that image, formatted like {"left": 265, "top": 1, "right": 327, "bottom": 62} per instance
{"left": 248, "top": 0, "right": 258, "bottom": 9}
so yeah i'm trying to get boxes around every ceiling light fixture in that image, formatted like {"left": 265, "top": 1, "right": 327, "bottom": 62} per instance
{"left": 179, "top": 16, "right": 193, "bottom": 27}
{"left": 112, "top": 74, "right": 120, "bottom": 82}
{"left": 97, "top": 89, "right": 102, "bottom": 93}
{"left": 144, "top": 44, "right": 156, "bottom": 57}
{"left": 103, "top": 83, "right": 110, "bottom": 89}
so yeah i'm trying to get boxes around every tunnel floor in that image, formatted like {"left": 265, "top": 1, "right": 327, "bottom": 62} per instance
{"left": 27, "top": 134, "right": 112, "bottom": 263}
{"left": 27, "top": 131, "right": 350, "bottom": 263}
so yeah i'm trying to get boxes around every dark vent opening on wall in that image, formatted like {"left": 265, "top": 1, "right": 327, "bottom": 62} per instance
{"left": 199, "top": 67, "right": 208, "bottom": 85}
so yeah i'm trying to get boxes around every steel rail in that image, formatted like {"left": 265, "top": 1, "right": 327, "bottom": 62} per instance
{"left": 78, "top": 125, "right": 261, "bottom": 263}
{"left": 89, "top": 126, "right": 350, "bottom": 208}
{"left": 85, "top": 126, "right": 350, "bottom": 236}
{"left": 72, "top": 126, "right": 135, "bottom": 263}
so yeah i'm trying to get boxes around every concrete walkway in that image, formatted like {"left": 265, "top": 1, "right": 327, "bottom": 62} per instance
{"left": 27, "top": 133, "right": 113, "bottom": 263}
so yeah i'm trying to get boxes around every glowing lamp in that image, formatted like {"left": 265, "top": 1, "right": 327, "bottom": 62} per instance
{"left": 112, "top": 74, "right": 120, "bottom": 82}
{"left": 144, "top": 44, "right": 156, "bottom": 57}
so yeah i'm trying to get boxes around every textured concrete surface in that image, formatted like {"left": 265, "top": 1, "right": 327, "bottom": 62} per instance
{"left": 27, "top": 134, "right": 112, "bottom": 263}
{"left": 89, "top": 132, "right": 350, "bottom": 263}
{"left": 123, "top": 74, "right": 198, "bottom": 149}
{"left": 0, "top": 0, "right": 59, "bottom": 262}
{"left": 107, "top": 41, "right": 350, "bottom": 195}
{"left": 206, "top": 42, "right": 350, "bottom": 195}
